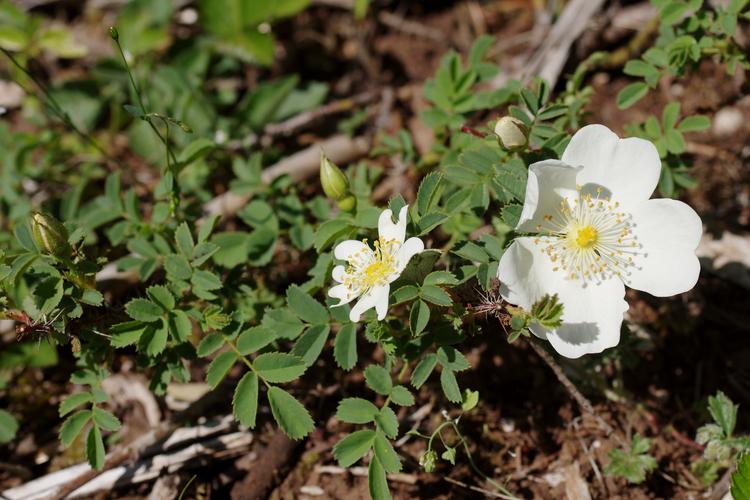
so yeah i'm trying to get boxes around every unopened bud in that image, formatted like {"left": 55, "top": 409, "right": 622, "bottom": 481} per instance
{"left": 31, "top": 212, "right": 72, "bottom": 260}
{"left": 336, "top": 195, "right": 356, "bottom": 213}
{"left": 320, "top": 151, "right": 354, "bottom": 210}
{"left": 494, "top": 116, "right": 528, "bottom": 150}
{"left": 108, "top": 26, "right": 119, "bottom": 41}
{"left": 419, "top": 450, "right": 437, "bottom": 473}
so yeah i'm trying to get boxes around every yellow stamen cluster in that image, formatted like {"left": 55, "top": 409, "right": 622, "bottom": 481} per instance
{"left": 533, "top": 186, "right": 640, "bottom": 284}
{"left": 342, "top": 237, "right": 399, "bottom": 293}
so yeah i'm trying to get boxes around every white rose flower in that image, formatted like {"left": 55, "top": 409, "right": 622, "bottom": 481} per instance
{"left": 329, "top": 206, "right": 425, "bottom": 322}
{"left": 497, "top": 124, "right": 703, "bottom": 358}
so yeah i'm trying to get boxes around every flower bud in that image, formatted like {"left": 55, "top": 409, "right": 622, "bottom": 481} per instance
{"left": 108, "top": 26, "right": 119, "bottom": 41}
{"left": 31, "top": 212, "right": 72, "bottom": 260}
{"left": 337, "top": 194, "right": 357, "bottom": 213}
{"left": 320, "top": 151, "right": 350, "bottom": 201}
{"left": 419, "top": 449, "right": 437, "bottom": 473}
{"left": 494, "top": 116, "right": 528, "bottom": 150}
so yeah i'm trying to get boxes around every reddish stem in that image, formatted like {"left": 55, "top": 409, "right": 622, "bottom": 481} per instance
{"left": 461, "top": 125, "right": 486, "bottom": 138}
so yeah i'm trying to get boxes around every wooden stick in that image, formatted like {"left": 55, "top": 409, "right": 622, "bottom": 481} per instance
{"left": 491, "top": 0, "right": 606, "bottom": 89}
{"left": 43, "top": 379, "right": 233, "bottom": 499}
{"left": 2, "top": 418, "right": 250, "bottom": 500}
{"left": 263, "top": 91, "right": 377, "bottom": 137}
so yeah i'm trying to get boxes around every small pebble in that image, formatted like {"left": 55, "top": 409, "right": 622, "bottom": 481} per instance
{"left": 713, "top": 106, "right": 743, "bottom": 136}
{"left": 500, "top": 418, "right": 515, "bottom": 433}
{"left": 300, "top": 485, "right": 325, "bottom": 496}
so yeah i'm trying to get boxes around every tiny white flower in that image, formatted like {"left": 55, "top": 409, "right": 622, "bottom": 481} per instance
{"left": 498, "top": 124, "right": 703, "bottom": 358}
{"left": 329, "top": 205, "right": 425, "bottom": 322}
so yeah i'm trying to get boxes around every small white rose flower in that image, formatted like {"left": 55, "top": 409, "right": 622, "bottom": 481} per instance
{"left": 498, "top": 124, "right": 703, "bottom": 359}
{"left": 329, "top": 205, "right": 425, "bottom": 322}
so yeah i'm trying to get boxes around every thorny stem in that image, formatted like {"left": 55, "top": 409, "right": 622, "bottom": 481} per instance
{"left": 528, "top": 339, "right": 623, "bottom": 444}
{"left": 0, "top": 48, "right": 115, "bottom": 163}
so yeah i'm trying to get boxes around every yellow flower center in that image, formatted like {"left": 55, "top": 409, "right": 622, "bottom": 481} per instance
{"left": 533, "top": 186, "right": 641, "bottom": 284}
{"left": 363, "top": 260, "right": 393, "bottom": 286}
{"left": 343, "top": 238, "right": 399, "bottom": 290}
{"left": 574, "top": 225, "right": 598, "bottom": 249}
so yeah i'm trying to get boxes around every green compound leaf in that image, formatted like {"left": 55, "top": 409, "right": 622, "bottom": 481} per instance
{"left": 389, "top": 385, "right": 415, "bottom": 407}
{"left": 731, "top": 453, "right": 750, "bottom": 500}
{"left": 368, "top": 455, "right": 392, "bottom": 500}
{"left": 86, "top": 424, "right": 105, "bottom": 470}
{"left": 616, "top": 82, "right": 649, "bottom": 109}
{"left": 125, "top": 298, "right": 163, "bottom": 323}
{"left": 169, "top": 310, "right": 192, "bottom": 342}
{"left": 333, "top": 429, "right": 376, "bottom": 467}
{"left": 59, "top": 392, "right": 93, "bottom": 417}
{"left": 411, "top": 353, "right": 437, "bottom": 389}
{"left": 291, "top": 325, "right": 330, "bottom": 367}
{"left": 0, "top": 409, "right": 19, "bottom": 443}
{"left": 287, "top": 285, "right": 329, "bottom": 324}
{"left": 374, "top": 407, "right": 398, "bottom": 439}
{"left": 253, "top": 352, "right": 307, "bottom": 383}
{"left": 436, "top": 346, "right": 470, "bottom": 371}
{"left": 336, "top": 397, "right": 379, "bottom": 424}
{"left": 197, "top": 333, "right": 225, "bottom": 357}
{"left": 373, "top": 431, "right": 401, "bottom": 473}
{"left": 165, "top": 254, "right": 193, "bottom": 280}
{"left": 206, "top": 351, "right": 238, "bottom": 389}
{"left": 92, "top": 407, "right": 121, "bottom": 432}
{"left": 174, "top": 222, "right": 195, "bottom": 258}
{"left": 233, "top": 372, "right": 259, "bottom": 428}
{"left": 416, "top": 172, "right": 444, "bottom": 216}
{"left": 708, "top": 391, "right": 738, "bottom": 437}
{"left": 409, "top": 300, "right": 430, "bottom": 335}
{"left": 334, "top": 323, "right": 358, "bottom": 370}
{"left": 59, "top": 409, "right": 91, "bottom": 447}
{"left": 267, "top": 386, "right": 314, "bottom": 440}
{"left": 420, "top": 285, "right": 452, "bottom": 307}
{"left": 440, "top": 368, "right": 462, "bottom": 403}
{"left": 237, "top": 326, "right": 277, "bottom": 354}
{"left": 143, "top": 319, "right": 168, "bottom": 357}
{"left": 146, "top": 285, "right": 175, "bottom": 311}
{"left": 678, "top": 115, "right": 711, "bottom": 132}
{"left": 364, "top": 365, "right": 392, "bottom": 396}
{"left": 604, "top": 433, "right": 657, "bottom": 483}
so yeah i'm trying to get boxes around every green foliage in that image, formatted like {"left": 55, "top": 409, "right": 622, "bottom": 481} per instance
{"left": 198, "top": 0, "right": 310, "bottom": 65}
{"left": 732, "top": 453, "right": 750, "bottom": 500}
{"left": 619, "top": 0, "right": 750, "bottom": 109}
{"left": 0, "top": 2, "right": 725, "bottom": 495}
{"left": 605, "top": 433, "right": 658, "bottom": 483}
{"left": 693, "top": 391, "right": 750, "bottom": 480}
{"left": 625, "top": 102, "right": 709, "bottom": 196}
{"left": 0, "top": 1, "right": 86, "bottom": 58}
{"left": 0, "top": 409, "right": 19, "bottom": 443}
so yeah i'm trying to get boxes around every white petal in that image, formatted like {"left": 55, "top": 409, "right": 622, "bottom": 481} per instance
{"left": 349, "top": 285, "right": 389, "bottom": 322}
{"left": 378, "top": 205, "right": 408, "bottom": 244}
{"left": 334, "top": 240, "right": 370, "bottom": 262}
{"left": 561, "top": 124, "right": 661, "bottom": 209}
{"left": 394, "top": 237, "right": 424, "bottom": 275}
{"left": 332, "top": 265, "right": 348, "bottom": 283}
{"left": 374, "top": 284, "right": 391, "bottom": 320}
{"left": 626, "top": 198, "right": 702, "bottom": 297}
{"left": 516, "top": 160, "right": 580, "bottom": 233}
{"left": 498, "top": 237, "right": 628, "bottom": 359}
{"left": 328, "top": 283, "right": 360, "bottom": 306}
